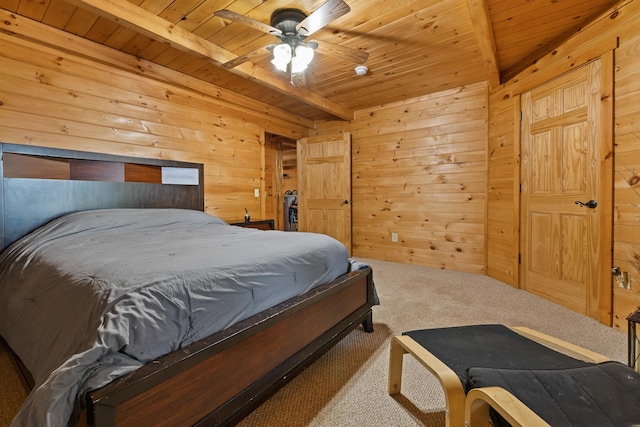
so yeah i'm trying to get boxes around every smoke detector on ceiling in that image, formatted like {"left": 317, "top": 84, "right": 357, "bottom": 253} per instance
{"left": 354, "top": 65, "right": 368, "bottom": 76}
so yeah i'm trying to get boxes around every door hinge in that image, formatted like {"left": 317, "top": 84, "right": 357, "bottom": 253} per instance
{"left": 518, "top": 253, "right": 521, "bottom": 264}
{"left": 519, "top": 111, "right": 523, "bottom": 121}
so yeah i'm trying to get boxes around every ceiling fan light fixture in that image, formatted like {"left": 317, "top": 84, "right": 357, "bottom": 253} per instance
{"left": 291, "top": 45, "right": 314, "bottom": 72}
{"left": 295, "top": 45, "right": 314, "bottom": 64}
{"left": 271, "top": 43, "right": 292, "bottom": 72}
{"left": 272, "top": 43, "right": 315, "bottom": 73}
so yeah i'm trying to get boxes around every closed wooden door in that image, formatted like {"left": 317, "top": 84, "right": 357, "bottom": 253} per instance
{"left": 297, "top": 132, "right": 352, "bottom": 254}
{"left": 520, "top": 59, "right": 611, "bottom": 322}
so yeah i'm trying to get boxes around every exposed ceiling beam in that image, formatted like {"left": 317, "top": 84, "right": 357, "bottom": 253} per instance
{"left": 466, "top": 0, "right": 501, "bottom": 89}
{"left": 65, "top": 0, "right": 355, "bottom": 121}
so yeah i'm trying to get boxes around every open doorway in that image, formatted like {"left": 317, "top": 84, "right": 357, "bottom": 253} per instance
{"left": 265, "top": 132, "right": 298, "bottom": 231}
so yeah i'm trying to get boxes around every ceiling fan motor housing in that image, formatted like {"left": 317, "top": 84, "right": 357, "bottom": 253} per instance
{"left": 271, "top": 9, "right": 308, "bottom": 37}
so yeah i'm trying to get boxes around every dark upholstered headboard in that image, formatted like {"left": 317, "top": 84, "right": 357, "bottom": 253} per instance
{"left": 0, "top": 143, "right": 204, "bottom": 251}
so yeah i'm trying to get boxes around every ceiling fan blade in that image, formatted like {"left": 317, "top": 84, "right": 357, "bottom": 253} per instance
{"left": 214, "top": 10, "right": 282, "bottom": 36}
{"left": 296, "top": 0, "right": 350, "bottom": 37}
{"left": 220, "top": 45, "right": 274, "bottom": 70}
{"left": 312, "top": 40, "right": 369, "bottom": 64}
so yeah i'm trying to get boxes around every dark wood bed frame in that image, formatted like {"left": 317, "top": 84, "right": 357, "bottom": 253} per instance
{"left": 0, "top": 142, "right": 375, "bottom": 426}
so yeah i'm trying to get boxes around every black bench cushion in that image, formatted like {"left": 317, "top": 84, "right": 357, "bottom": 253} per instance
{"left": 403, "top": 324, "right": 592, "bottom": 391}
{"left": 467, "top": 361, "right": 640, "bottom": 427}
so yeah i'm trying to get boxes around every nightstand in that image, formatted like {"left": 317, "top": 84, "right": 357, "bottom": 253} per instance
{"left": 230, "top": 219, "right": 275, "bottom": 230}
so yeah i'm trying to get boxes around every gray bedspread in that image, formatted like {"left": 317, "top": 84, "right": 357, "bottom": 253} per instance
{"left": 0, "top": 209, "right": 349, "bottom": 426}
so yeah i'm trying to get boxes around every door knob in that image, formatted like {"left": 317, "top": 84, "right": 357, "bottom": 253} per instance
{"left": 341, "top": 200, "right": 350, "bottom": 206}
{"left": 575, "top": 200, "right": 597, "bottom": 209}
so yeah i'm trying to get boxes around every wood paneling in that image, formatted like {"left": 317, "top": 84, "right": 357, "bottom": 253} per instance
{"left": 0, "top": 21, "right": 306, "bottom": 224}
{"left": 486, "top": 88, "right": 518, "bottom": 285}
{"left": 487, "top": 0, "right": 640, "bottom": 330}
{"left": 0, "top": 0, "right": 617, "bottom": 121}
{"left": 315, "top": 82, "right": 488, "bottom": 274}
{"left": 2, "top": 0, "right": 640, "bottom": 330}
{"left": 613, "top": 27, "right": 640, "bottom": 330}
{"left": 488, "top": 0, "right": 619, "bottom": 80}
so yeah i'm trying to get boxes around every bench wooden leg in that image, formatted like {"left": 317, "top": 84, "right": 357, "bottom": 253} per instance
{"left": 388, "top": 336, "right": 406, "bottom": 395}
{"left": 387, "top": 335, "right": 466, "bottom": 427}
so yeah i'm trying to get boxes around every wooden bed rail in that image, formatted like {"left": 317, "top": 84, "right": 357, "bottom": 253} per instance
{"left": 87, "top": 267, "right": 374, "bottom": 426}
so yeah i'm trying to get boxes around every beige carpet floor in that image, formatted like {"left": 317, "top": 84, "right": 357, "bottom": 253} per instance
{"left": 0, "top": 341, "right": 28, "bottom": 427}
{"left": 0, "top": 258, "right": 628, "bottom": 426}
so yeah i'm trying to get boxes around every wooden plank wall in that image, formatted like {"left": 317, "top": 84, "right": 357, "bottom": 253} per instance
{"left": 486, "top": 0, "right": 640, "bottom": 330}
{"left": 612, "top": 27, "right": 640, "bottom": 329}
{"left": 314, "top": 82, "right": 488, "bottom": 274}
{"left": 0, "top": 13, "right": 309, "bottom": 224}
{"left": 486, "top": 90, "right": 517, "bottom": 285}
{"left": 6, "top": 1, "right": 640, "bottom": 330}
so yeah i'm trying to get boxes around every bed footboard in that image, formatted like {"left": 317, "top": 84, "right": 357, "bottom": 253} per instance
{"left": 86, "top": 267, "right": 374, "bottom": 427}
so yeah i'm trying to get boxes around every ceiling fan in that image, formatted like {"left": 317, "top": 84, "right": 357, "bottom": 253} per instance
{"left": 214, "top": 0, "right": 369, "bottom": 87}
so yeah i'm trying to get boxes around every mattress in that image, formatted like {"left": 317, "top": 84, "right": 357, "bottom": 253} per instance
{"left": 0, "top": 208, "right": 349, "bottom": 426}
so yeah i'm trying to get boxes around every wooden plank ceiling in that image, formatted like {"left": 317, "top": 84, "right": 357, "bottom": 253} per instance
{"left": 0, "top": 0, "right": 621, "bottom": 122}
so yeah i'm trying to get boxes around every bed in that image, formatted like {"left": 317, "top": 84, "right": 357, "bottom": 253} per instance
{"left": 0, "top": 142, "right": 375, "bottom": 427}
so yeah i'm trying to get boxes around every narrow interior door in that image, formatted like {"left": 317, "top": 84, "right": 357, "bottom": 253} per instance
{"left": 297, "top": 132, "right": 352, "bottom": 255}
{"left": 520, "top": 59, "right": 610, "bottom": 322}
